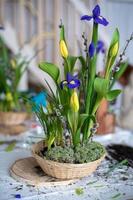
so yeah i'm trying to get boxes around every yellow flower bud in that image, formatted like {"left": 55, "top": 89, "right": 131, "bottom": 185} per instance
{"left": 10, "top": 59, "right": 16, "bottom": 69}
{"left": 6, "top": 92, "right": 13, "bottom": 101}
{"left": 60, "top": 40, "right": 68, "bottom": 58}
{"left": 70, "top": 91, "right": 79, "bottom": 112}
{"left": 110, "top": 42, "right": 119, "bottom": 57}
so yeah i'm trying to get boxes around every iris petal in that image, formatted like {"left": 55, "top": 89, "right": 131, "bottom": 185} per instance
{"left": 60, "top": 73, "right": 80, "bottom": 90}
{"left": 96, "top": 40, "right": 104, "bottom": 53}
{"left": 67, "top": 73, "right": 74, "bottom": 82}
{"left": 81, "top": 15, "right": 93, "bottom": 21}
{"left": 94, "top": 16, "right": 109, "bottom": 26}
{"left": 93, "top": 5, "right": 100, "bottom": 17}
{"left": 68, "top": 79, "right": 80, "bottom": 89}
{"left": 89, "top": 42, "right": 95, "bottom": 58}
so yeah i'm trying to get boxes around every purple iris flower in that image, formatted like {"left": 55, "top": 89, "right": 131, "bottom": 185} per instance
{"left": 81, "top": 5, "right": 109, "bottom": 26}
{"left": 96, "top": 40, "right": 105, "bottom": 53}
{"left": 60, "top": 73, "right": 80, "bottom": 89}
{"left": 88, "top": 40, "right": 105, "bottom": 57}
{"left": 89, "top": 42, "right": 95, "bottom": 58}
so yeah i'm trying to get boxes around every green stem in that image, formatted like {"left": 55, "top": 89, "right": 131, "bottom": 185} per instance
{"left": 83, "top": 23, "right": 98, "bottom": 141}
{"left": 85, "top": 23, "right": 98, "bottom": 114}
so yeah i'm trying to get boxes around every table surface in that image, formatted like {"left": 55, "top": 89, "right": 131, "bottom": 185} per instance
{"left": 0, "top": 128, "right": 133, "bottom": 200}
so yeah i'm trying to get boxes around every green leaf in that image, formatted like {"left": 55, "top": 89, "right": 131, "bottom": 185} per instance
{"left": 67, "top": 56, "right": 77, "bottom": 72}
{"left": 94, "top": 77, "right": 109, "bottom": 97}
{"left": 108, "top": 28, "right": 120, "bottom": 57}
{"left": 78, "top": 114, "right": 96, "bottom": 129}
{"left": 114, "top": 61, "right": 128, "bottom": 80}
{"left": 47, "top": 133, "right": 55, "bottom": 150}
{"left": 106, "top": 89, "right": 121, "bottom": 101}
{"left": 39, "top": 62, "right": 60, "bottom": 83}
{"left": 67, "top": 110, "right": 73, "bottom": 131}
{"left": 78, "top": 56, "right": 86, "bottom": 68}
{"left": 5, "top": 142, "right": 16, "bottom": 152}
{"left": 60, "top": 25, "right": 65, "bottom": 41}
{"left": 74, "top": 128, "right": 81, "bottom": 146}
{"left": 111, "top": 193, "right": 121, "bottom": 199}
{"left": 105, "top": 28, "right": 120, "bottom": 77}
{"left": 75, "top": 188, "right": 84, "bottom": 196}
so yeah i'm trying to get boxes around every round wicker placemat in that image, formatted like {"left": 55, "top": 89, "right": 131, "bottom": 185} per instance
{"left": 10, "top": 157, "right": 77, "bottom": 187}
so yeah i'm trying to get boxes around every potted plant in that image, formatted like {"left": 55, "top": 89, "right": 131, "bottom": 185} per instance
{"left": 32, "top": 5, "right": 131, "bottom": 180}
{"left": 0, "top": 36, "right": 31, "bottom": 127}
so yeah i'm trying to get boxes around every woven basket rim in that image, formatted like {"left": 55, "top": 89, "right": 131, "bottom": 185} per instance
{"left": 32, "top": 141, "right": 106, "bottom": 167}
{"left": 0, "top": 111, "right": 28, "bottom": 114}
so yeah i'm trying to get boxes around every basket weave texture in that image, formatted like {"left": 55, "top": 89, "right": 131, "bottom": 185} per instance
{"left": 0, "top": 112, "right": 28, "bottom": 126}
{"left": 32, "top": 141, "right": 105, "bottom": 180}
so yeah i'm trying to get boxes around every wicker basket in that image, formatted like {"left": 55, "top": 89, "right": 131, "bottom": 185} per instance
{"left": 32, "top": 141, "right": 105, "bottom": 180}
{"left": 0, "top": 112, "right": 28, "bottom": 126}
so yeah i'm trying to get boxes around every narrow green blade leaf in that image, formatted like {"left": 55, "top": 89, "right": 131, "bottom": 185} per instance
{"left": 39, "top": 62, "right": 60, "bottom": 83}
{"left": 106, "top": 89, "right": 121, "bottom": 101}
{"left": 67, "top": 110, "right": 74, "bottom": 131}
{"left": 94, "top": 77, "right": 108, "bottom": 97}
{"left": 78, "top": 114, "right": 96, "bottom": 129}
{"left": 5, "top": 142, "right": 16, "bottom": 152}
{"left": 114, "top": 61, "right": 128, "bottom": 80}
{"left": 67, "top": 56, "right": 77, "bottom": 72}
{"left": 60, "top": 25, "right": 65, "bottom": 41}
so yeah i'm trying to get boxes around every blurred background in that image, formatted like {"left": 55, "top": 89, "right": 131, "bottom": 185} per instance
{"left": 0, "top": 0, "right": 133, "bottom": 133}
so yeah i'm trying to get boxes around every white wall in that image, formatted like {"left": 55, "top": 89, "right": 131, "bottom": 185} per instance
{"left": 101, "top": 0, "right": 133, "bottom": 65}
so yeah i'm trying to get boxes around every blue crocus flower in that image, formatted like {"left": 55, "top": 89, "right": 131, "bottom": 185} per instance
{"left": 89, "top": 42, "right": 95, "bottom": 58}
{"left": 81, "top": 5, "right": 109, "bottom": 26}
{"left": 31, "top": 92, "right": 47, "bottom": 111}
{"left": 96, "top": 40, "right": 105, "bottom": 53}
{"left": 60, "top": 73, "right": 80, "bottom": 89}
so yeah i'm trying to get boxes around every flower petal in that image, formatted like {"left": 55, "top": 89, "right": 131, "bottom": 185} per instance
{"left": 94, "top": 16, "right": 109, "bottom": 26}
{"left": 96, "top": 40, "right": 104, "bottom": 53}
{"left": 89, "top": 42, "right": 95, "bottom": 58}
{"left": 68, "top": 79, "right": 80, "bottom": 89}
{"left": 81, "top": 15, "right": 92, "bottom": 21}
{"left": 60, "top": 80, "right": 68, "bottom": 89}
{"left": 93, "top": 5, "right": 100, "bottom": 17}
{"left": 66, "top": 73, "right": 74, "bottom": 82}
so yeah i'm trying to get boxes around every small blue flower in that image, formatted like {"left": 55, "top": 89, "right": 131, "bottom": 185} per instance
{"left": 15, "top": 194, "right": 21, "bottom": 199}
{"left": 31, "top": 92, "right": 47, "bottom": 111}
{"left": 60, "top": 73, "right": 80, "bottom": 89}
{"left": 89, "top": 42, "right": 95, "bottom": 58}
{"left": 96, "top": 40, "right": 105, "bottom": 53}
{"left": 81, "top": 5, "right": 109, "bottom": 26}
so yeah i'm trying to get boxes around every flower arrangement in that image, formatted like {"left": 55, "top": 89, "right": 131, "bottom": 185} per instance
{"left": 32, "top": 5, "right": 132, "bottom": 174}
{"left": 0, "top": 36, "right": 30, "bottom": 112}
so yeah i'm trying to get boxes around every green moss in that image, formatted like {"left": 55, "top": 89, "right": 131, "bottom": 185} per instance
{"left": 44, "top": 141, "right": 106, "bottom": 164}
{"left": 45, "top": 146, "right": 75, "bottom": 163}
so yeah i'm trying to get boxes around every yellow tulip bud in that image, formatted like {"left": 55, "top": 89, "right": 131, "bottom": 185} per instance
{"left": 6, "top": 92, "right": 13, "bottom": 101}
{"left": 60, "top": 40, "right": 68, "bottom": 58}
{"left": 10, "top": 59, "right": 16, "bottom": 69}
{"left": 110, "top": 42, "right": 119, "bottom": 57}
{"left": 70, "top": 91, "right": 79, "bottom": 112}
